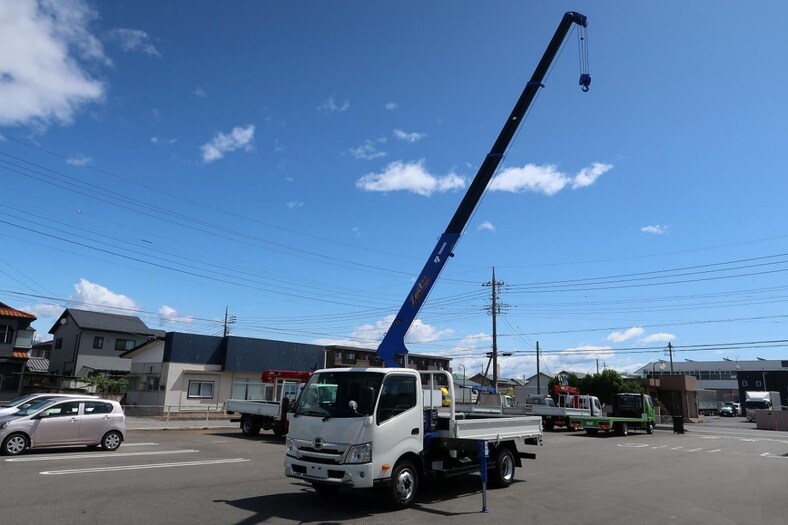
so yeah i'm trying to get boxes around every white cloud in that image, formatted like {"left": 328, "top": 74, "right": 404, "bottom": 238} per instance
{"left": 641, "top": 332, "right": 675, "bottom": 343}
{"left": 150, "top": 136, "right": 177, "bottom": 145}
{"left": 641, "top": 225, "right": 668, "bottom": 235}
{"left": 477, "top": 221, "right": 495, "bottom": 232}
{"left": 560, "top": 345, "right": 614, "bottom": 360}
{"left": 286, "top": 201, "right": 304, "bottom": 209}
{"left": 572, "top": 162, "right": 611, "bottom": 189}
{"left": 349, "top": 140, "right": 386, "bottom": 160}
{"left": 106, "top": 28, "right": 160, "bottom": 56}
{"left": 356, "top": 160, "right": 465, "bottom": 196}
{"left": 607, "top": 327, "right": 645, "bottom": 343}
{"left": 29, "top": 303, "right": 63, "bottom": 318}
{"left": 200, "top": 124, "right": 255, "bottom": 163}
{"left": 194, "top": 85, "right": 207, "bottom": 98}
{"left": 313, "top": 315, "right": 451, "bottom": 348}
{"left": 393, "top": 129, "right": 426, "bottom": 143}
{"left": 158, "top": 305, "right": 193, "bottom": 325}
{"left": 490, "top": 162, "right": 611, "bottom": 195}
{"left": 0, "top": 0, "right": 107, "bottom": 128}
{"left": 66, "top": 154, "right": 92, "bottom": 166}
{"left": 71, "top": 278, "right": 138, "bottom": 312}
{"left": 385, "top": 102, "right": 398, "bottom": 110}
{"left": 352, "top": 226, "right": 361, "bottom": 238}
{"left": 318, "top": 96, "right": 349, "bottom": 113}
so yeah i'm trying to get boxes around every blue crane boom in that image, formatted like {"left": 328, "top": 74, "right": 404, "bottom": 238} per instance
{"left": 376, "top": 11, "right": 590, "bottom": 367}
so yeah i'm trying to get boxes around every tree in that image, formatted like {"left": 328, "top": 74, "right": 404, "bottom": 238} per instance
{"left": 579, "top": 369, "right": 643, "bottom": 405}
{"left": 79, "top": 374, "right": 129, "bottom": 395}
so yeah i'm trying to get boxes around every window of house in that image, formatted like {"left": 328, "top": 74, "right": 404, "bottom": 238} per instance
{"left": 146, "top": 376, "right": 160, "bottom": 390}
{"left": 187, "top": 380, "right": 214, "bottom": 399}
{"left": 232, "top": 378, "right": 264, "bottom": 400}
{"left": 55, "top": 338, "right": 63, "bottom": 349}
{"left": 342, "top": 352, "right": 356, "bottom": 365}
{"left": 114, "top": 338, "right": 136, "bottom": 351}
{"left": 742, "top": 380, "right": 748, "bottom": 387}
{"left": 756, "top": 380, "right": 762, "bottom": 387}
{"left": 0, "top": 325, "right": 14, "bottom": 344}
{"left": 93, "top": 336, "right": 104, "bottom": 349}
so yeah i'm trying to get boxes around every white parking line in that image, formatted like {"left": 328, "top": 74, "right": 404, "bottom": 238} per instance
{"left": 40, "top": 458, "right": 250, "bottom": 475}
{"left": 760, "top": 453, "right": 788, "bottom": 460}
{"left": 6, "top": 449, "right": 199, "bottom": 462}
{"left": 707, "top": 449, "right": 722, "bottom": 453}
{"left": 122, "top": 442, "right": 159, "bottom": 447}
{"left": 686, "top": 448, "right": 703, "bottom": 452}
{"left": 617, "top": 443, "right": 650, "bottom": 448}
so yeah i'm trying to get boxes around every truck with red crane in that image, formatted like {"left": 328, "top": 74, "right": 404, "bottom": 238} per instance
{"left": 284, "top": 12, "right": 592, "bottom": 508}
{"left": 224, "top": 370, "right": 311, "bottom": 437}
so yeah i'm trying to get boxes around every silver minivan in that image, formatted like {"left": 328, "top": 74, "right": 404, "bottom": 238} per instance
{"left": 0, "top": 397, "right": 126, "bottom": 455}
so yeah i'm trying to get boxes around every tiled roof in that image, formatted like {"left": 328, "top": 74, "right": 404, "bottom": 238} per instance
{"left": 49, "top": 308, "right": 154, "bottom": 335}
{"left": 0, "top": 302, "right": 36, "bottom": 321}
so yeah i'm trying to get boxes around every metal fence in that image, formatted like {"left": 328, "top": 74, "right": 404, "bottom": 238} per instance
{"left": 122, "top": 405, "right": 230, "bottom": 421}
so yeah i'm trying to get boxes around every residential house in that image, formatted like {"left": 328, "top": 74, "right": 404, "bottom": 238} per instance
{"left": 48, "top": 308, "right": 162, "bottom": 377}
{"left": 0, "top": 302, "right": 37, "bottom": 400}
{"left": 122, "top": 336, "right": 453, "bottom": 413}
{"left": 122, "top": 332, "right": 327, "bottom": 413}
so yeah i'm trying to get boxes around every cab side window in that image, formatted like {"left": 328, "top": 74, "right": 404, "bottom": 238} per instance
{"left": 376, "top": 375, "right": 417, "bottom": 424}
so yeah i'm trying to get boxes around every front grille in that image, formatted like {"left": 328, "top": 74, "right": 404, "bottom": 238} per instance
{"left": 292, "top": 438, "right": 347, "bottom": 464}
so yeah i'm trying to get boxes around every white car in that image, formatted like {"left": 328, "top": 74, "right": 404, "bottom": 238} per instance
{"left": 0, "top": 397, "right": 125, "bottom": 456}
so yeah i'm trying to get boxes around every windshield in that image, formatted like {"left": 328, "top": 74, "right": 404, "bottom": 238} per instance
{"left": 745, "top": 400, "right": 770, "bottom": 410}
{"left": 294, "top": 371, "right": 384, "bottom": 419}
{"left": 14, "top": 399, "right": 58, "bottom": 417}
{"left": 0, "top": 394, "right": 39, "bottom": 408}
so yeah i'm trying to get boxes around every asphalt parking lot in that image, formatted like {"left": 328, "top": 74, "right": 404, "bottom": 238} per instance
{"left": 0, "top": 420, "right": 786, "bottom": 525}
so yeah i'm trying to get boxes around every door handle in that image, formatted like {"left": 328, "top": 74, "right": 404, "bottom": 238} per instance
{"left": 411, "top": 427, "right": 419, "bottom": 435}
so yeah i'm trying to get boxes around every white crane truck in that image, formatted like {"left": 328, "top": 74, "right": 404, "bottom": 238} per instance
{"left": 284, "top": 11, "right": 592, "bottom": 509}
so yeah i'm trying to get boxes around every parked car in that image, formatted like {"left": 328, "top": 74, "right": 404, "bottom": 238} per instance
{"left": 0, "top": 393, "right": 97, "bottom": 417}
{"left": 730, "top": 402, "right": 741, "bottom": 416}
{"left": 720, "top": 403, "right": 736, "bottom": 417}
{"left": 0, "top": 397, "right": 125, "bottom": 456}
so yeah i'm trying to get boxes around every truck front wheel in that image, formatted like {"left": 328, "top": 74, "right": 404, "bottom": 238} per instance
{"left": 240, "top": 415, "right": 261, "bottom": 436}
{"left": 490, "top": 447, "right": 516, "bottom": 488}
{"left": 387, "top": 460, "right": 419, "bottom": 509}
{"left": 646, "top": 421, "right": 654, "bottom": 434}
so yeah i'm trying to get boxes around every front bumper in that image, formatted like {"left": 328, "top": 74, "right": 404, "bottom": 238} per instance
{"left": 284, "top": 457, "right": 376, "bottom": 488}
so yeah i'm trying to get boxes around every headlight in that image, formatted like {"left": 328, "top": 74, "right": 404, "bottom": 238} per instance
{"left": 285, "top": 437, "right": 300, "bottom": 458}
{"left": 344, "top": 442, "right": 372, "bottom": 464}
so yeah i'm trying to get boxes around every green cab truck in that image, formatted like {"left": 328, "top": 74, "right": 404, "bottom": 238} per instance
{"left": 570, "top": 393, "right": 656, "bottom": 436}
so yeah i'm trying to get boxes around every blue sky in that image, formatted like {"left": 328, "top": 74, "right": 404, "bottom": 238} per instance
{"left": 2, "top": 1, "right": 788, "bottom": 380}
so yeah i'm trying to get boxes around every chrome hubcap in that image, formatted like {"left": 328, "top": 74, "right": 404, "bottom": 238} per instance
{"left": 105, "top": 434, "right": 120, "bottom": 449}
{"left": 395, "top": 470, "right": 414, "bottom": 500}
{"left": 7, "top": 436, "right": 25, "bottom": 454}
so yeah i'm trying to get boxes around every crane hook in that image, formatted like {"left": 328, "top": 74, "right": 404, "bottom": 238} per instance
{"left": 579, "top": 73, "right": 591, "bottom": 92}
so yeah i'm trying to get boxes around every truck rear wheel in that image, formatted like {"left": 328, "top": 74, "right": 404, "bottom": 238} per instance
{"left": 241, "top": 415, "right": 261, "bottom": 436}
{"left": 646, "top": 421, "right": 654, "bottom": 434}
{"left": 490, "top": 447, "right": 516, "bottom": 488}
{"left": 387, "top": 460, "right": 418, "bottom": 509}
{"left": 614, "top": 422, "right": 629, "bottom": 436}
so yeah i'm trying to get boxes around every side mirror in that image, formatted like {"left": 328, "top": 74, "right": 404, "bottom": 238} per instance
{"left": 359, "top": 387, "right": 375, "bottom": 416}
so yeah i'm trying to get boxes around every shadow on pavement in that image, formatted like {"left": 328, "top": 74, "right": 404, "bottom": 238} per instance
{"left": 215, "top": 477, "right": 497, "bottom": 524}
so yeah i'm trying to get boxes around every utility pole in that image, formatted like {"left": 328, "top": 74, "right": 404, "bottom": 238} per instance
{"left": 668, "top": 342, "right": 674, "bottom": 374}
{"left": 223, "top": 307, "right": 236, "bottom": 337}
{"left": 536, "top": 341, "right": 541, "bottom": 395}
{"left": 483, "top": 268, "right": 505, "bottom": 391}
{"left": 596, "top": 358, "right": 599, "bottom": 374}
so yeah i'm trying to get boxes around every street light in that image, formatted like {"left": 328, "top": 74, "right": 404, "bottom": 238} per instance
{"left": 459, "top": 364, "right": 466, "bottom": 391}
{"left": 652, "top": 360, "right": 666, "bottom": 377}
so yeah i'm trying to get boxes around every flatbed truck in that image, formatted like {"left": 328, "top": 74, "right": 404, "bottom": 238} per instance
{"left": 283, "top": 11, "right": 592, "bottom": 508}
{"left": 570, "top": 393, "right": 656, "bottom": 436}
{"left": 225, "top": 370, "right": 311, "bottom": 437}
